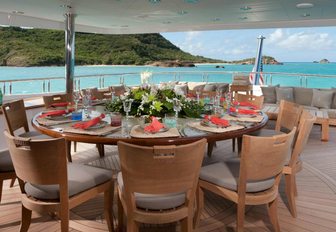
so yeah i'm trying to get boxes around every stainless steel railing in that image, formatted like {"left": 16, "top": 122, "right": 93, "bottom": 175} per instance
{"left": 1, "top": 71, "right": 336, "bottom": 95}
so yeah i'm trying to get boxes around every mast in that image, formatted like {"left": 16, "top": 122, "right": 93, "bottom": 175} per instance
{"left": 251, "top": 35, "right": 266, "bottom": 85}
{"left": 65, "top": 12, "right": 76, "bottom": 94}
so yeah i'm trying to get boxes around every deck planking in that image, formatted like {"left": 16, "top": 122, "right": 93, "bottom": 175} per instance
{"left": 0, "top": 125, "right": 336, "bottom": 231}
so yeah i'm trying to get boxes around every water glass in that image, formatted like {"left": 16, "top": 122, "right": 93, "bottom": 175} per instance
{"left": 72, "top": 91, "right": 81, "bottom": 110}
{"left": 123, "top": 99, "right": 133, "bottom": 119}
{"left": 173, "top": 98, "right": 181, "bottom": 118}
{"left": 164, "top": 114, "right": 177, "bottom": 128}
{"left": 110, "top": 112, "right": 122, "bottom": 127}
{"left": 71, "top": 110, "right": 82, "bottom": 121}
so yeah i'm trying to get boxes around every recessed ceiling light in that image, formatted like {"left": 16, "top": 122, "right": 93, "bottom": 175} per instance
{"left": 239, "top": 16, "right": 248, "bottom": 20}
{"left": 184, "top": 0, "right": 199, "bottom": 3}
{"left": 240, "top": 6, "right": 251, "bottom": 11}
{"left": 12, "top": 10, "right": 24, "bottom": 15}
{"left": 60, "top": 4, "right": 72, "bottom": 9}
{"left": 149, "top": 0, "right": 160, "bottom": 4}
{"left": 177, "top": 10, "right": 188, "bottom": 15}
{"left": 162, "top": 21, "right": 171, "bottom": 24}
{"left": 296, "top": 3, "right": 314, "bottom": 9}
{"left": 301, "top": 13, "right": 310, "bottom": 17}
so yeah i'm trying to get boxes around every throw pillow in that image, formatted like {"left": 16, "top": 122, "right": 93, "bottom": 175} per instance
{"left": 203, "top": 84, "right": 217, "bottom": 91}
{"left": 293, "top": 87, "right": 313, "bottom": 106}
{"left": 174, "top": 84, "right": 188, "bottom": 95}
{"left": 261, "top": 85, "right": 279, "bottom": 103}
{"left": 215, "top": 83, "right": 229, "bottom": 94}
{"left": 312, "top": 89, "right": 334, "bottom": 109}
{"left": 275, "top": 87, "right": 294, "bottom": 104}
{"left": 332, "top": 88, "right": 336, "bottom": 109}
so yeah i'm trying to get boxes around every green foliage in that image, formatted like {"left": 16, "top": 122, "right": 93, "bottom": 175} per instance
{"left": 0, "top": 27, "right": 218, "bottom": 66}
{"left": 104, "top": 86, "right": 204, "bottom": 118}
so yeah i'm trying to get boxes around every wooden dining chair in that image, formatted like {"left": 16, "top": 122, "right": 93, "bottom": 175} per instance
{"left": 1, "top": 99, "right": 50, "bottom": 139}
{"left": 4, "top": 131, "right": 114, "bottom": 232}
{"left": 117, "top": 139, "right": 207, "bottom": 232}
{"left": 195, "top": 128, "right": 296, "bottom": 232}
{"left": 43, "top": 93, "right": 72, "bottom": 108}
{"left": 109, "top": 85, "right": 126, "bottom": 96}
{"left": 275, "top": 100, "right": 303, "bottom": 133}
{"left": 232, "top": 94, "right": 265, "bottom": 152}
{"left": 81, "top": 87, "right": 105, "bottom": 100}
{"left": 283, "top": 110, "right": 316, "bottom": 217}
{"left": 236, "top": 93, "right": 264, "bottom": 109}
{"left": 0, "top": 149, "right": 16, "bottom": 203}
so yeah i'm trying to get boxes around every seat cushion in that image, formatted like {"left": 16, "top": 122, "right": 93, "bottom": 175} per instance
{"left": 261, "top": 85, "right": 279, "bottom": 104}
{"left": 117, "top": 172, "right": 185, "bottom": 210}
{"left": 294, "top": 87, "right": 313, "bottom": 106}
{"left": 19, "top": 131, "right": 51, "bottom": 140}
{"left": 25, "top": 164, "right": 112, "bottom": 200}
{"left": 312, "top": 89, "right": 334, "bottom": 109}
{"left": 276, "top": 87, "right": 294, "bottom": 104}
{"left": 200, "top": 159, "right": 275, "bottom": 193}
{"left": 0, "top": 150, "right": 14, "bottom": 172}
{"left": 203, "top": 84, "right": 217, "bottom": 91}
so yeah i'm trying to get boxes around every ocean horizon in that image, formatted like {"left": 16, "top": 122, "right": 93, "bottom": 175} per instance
{"left": 0, "top": 62, "right": 335, "bottom": 94}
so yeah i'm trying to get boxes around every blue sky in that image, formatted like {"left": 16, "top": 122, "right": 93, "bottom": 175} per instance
{"left": 161, "top": 27, "right": 336, "bottom": 62}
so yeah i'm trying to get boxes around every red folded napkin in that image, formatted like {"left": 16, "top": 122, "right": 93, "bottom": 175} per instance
{"left": 51, "top": 102, "right": 69, "bottom": 108}
{"left": 72, "top": 114, "right": 105, "bottom": 130}
{"left": 39, "top": 110, "right": 67, "bottom": 118}
{"left": 229, "top": 107, "right": 258, "bottom": 115}
{"left": 144, "top": 116, "right": 164, "bottom": 133}
{"left": 204, "top": 115, "right": 230, "bottom": 127}
{"left": 233, "top": 101, "right": 259, "bottom": 110}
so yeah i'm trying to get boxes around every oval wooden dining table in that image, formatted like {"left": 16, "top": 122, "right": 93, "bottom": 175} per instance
{"left": 32, "top": 109, "right": 268, "bottom": 160}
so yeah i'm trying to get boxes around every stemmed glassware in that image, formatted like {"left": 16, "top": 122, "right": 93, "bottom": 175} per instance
{"left": 173, "top": 98, "right": 181, "bottom": 119}
{"left": 122, "top": 99, "right": 133, "bottom": 136}
{"left": 196, "top": 89, "right": 201, "bottom": 103}
{"left": 82, "top": 89, "right": 92, "bottom": 120}
{"left": 72, "top": 91, "right": 81, "bottom": 110}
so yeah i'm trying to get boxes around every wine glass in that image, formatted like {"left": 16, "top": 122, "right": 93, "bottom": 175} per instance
{"left": 196, "top": 89, "right": 201, "bottom": 103}
{"left": 173, "top": 98, "right": 181, "bottom": 119}
{"left": 72, "top": 91, "right": 81, "bottom": 110}
{"left": 123, "top": 99, "right": 133, "bottom": 119}
{"left": 111, "top": 88, "right": 116, "bottom": 101}
{"left": 82, "top": 89, "right": 92, "bottom": 120}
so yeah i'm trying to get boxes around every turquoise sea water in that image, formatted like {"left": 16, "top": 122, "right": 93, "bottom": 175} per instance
{"left": 0, "top": 62, "right": 335, "bottom": 94}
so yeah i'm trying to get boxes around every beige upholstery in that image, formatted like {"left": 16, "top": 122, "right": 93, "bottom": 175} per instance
{"left": 200, "top": 159, "right": 275, "bottom": 193}
{"left": 117, "top": 173, "right": 185, "bottom": 210}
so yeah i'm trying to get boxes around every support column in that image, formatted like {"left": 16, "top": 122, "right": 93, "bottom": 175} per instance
{"left": 65, "top": 13, "right": 75, "bottom": 94}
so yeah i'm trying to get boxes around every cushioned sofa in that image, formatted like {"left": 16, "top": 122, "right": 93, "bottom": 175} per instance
{"left": 173, "top": 81, "right": 230, "bottom": 96}
{"left": 261, "top": 85, "right": 336, "bottom": 141}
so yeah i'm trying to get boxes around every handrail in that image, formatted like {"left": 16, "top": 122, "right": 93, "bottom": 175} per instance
{"left": 0, "top": 70, "right": 336, "bottom": 95}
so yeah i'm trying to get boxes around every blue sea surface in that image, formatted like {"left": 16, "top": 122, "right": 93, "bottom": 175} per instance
{"left": 0, "top": 62, "right": 335, "bottom": 94}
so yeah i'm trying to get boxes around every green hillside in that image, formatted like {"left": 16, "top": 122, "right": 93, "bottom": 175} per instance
{"left": 0, "top": 27, "right": 220, "bottom": 66}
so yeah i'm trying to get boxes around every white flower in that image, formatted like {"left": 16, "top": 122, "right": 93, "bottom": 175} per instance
{"left": 140, "top": 71, "right": 152, "bottom": 84}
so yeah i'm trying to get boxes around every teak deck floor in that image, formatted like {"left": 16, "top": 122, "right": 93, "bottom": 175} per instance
{"left": 1, "top": 125, "right": 336, "bottom": 232}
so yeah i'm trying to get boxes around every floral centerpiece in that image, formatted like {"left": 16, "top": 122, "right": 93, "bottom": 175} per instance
{"left": 105, "top": 84, "right": 204, "bottom": 118}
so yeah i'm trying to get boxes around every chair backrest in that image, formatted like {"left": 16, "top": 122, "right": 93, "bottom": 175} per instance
{"left": 117, "top": 139, "right": 206, "bottom": 207}
{"left": 109, "top": 85, "right": 126, "bottom": 96}
{"left": 236, "top": 93, "right": 264, "bottom": 109}
{"left": 43, "top": 93, "right": 71, "bottom": 108}
{"left": 1, "top": 99, "right": 29, "bottom": 135}
{"left": 240, "top": 127, "right": 296, "bottom": 186}
{"left": 81, "top": 87, "right": 104, "bottom": 100}
{"left": 288, "top": 110, "right": 316, "bottom": 167}
{"left": 4, "top": 130, "right": 67, "bottom": 187}
{"left": 275, "top": 100, "right": 303, "bottom": 132}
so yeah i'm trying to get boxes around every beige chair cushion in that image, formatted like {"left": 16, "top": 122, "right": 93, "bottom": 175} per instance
{"left": 0, "top": 150, "right": 14, "bottom": 172}
{"left": 117, "top": 172, "right": 185, "bottom": 210}
{"left": 25, "top": 164, "right": 112, "bottom": 200}
{"left": 174, "top": 84, "right": 188, "bottom": 95}
{"left": 19, "top": 131, "right": 51, "bottom": 139}
{"left": 203, "top": 84, "right": 217, "bottom": 91}
{"left": 200, "top": 159, "right": 275, "bottom": 193}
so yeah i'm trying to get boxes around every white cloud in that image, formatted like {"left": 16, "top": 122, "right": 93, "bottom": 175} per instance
{"left": 267, "top": 29, "right": 334, "bottom": 51}
{"left": 185, "top": 31, "right": 202, "bottom": 42}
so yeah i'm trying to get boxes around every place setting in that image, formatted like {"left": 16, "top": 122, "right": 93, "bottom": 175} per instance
{"left": 62, "top": 113, "right": 121, "bottom": 136}
{"left": 130, "top": 116, "right": 181, "bottom": 138}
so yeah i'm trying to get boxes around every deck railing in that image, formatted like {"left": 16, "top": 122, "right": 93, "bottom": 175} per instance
{"left": 0, "top": 71, "right": 335, "bottom": 95}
